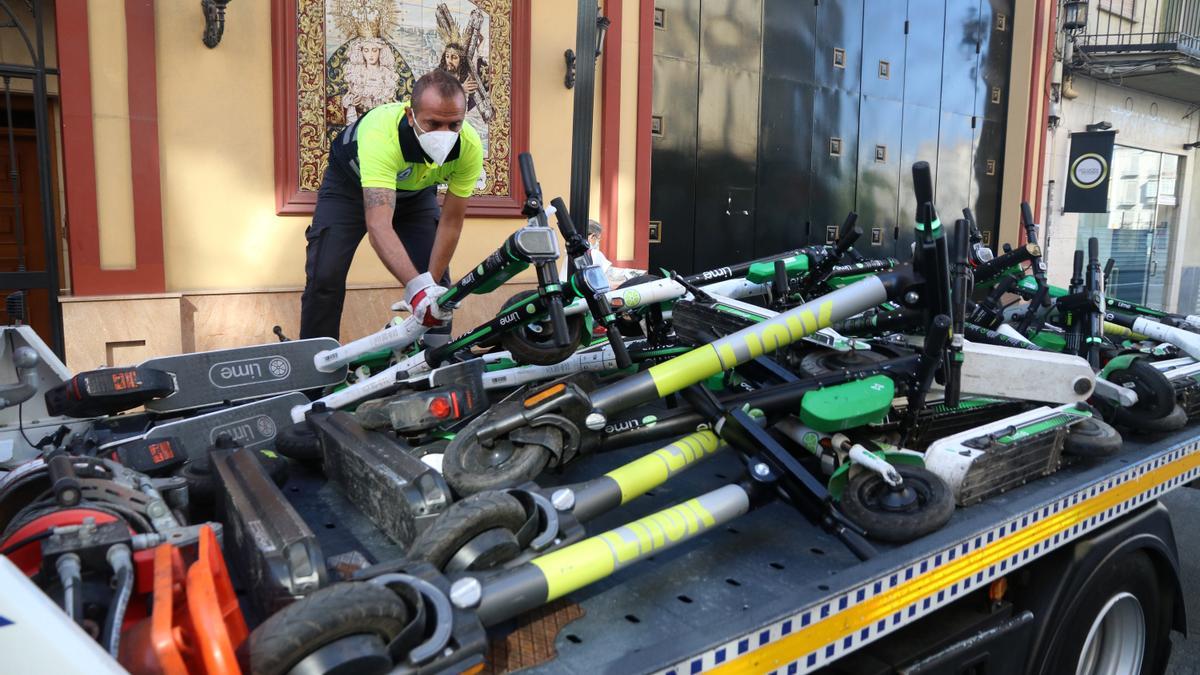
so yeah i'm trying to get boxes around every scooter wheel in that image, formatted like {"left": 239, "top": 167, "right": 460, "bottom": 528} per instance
{"left": 839, "top": 465, "right": 955, "bottom": 543}
{"left": 498, "top": 291, "right": 585, "bottom": 366}
{"left": 1107, "top": 359, "right": 1176, "bottom": 423}
{"left": 246, "top": 581, "right": 410, "bottom": 675}
{"left": 274, "top": 422, "right": 322, "bottom": 462}
{"left": 407, "top": 491, "right": 528, "bottom": 571}
{"left": 1063, "top": 417, "right": 1123, "bottom": 457}
{"left": 1126, "top": 404, "right": 1188, "bottom": 435}
{"left": 442, "top": 429, "right": 552, "bottom": 496}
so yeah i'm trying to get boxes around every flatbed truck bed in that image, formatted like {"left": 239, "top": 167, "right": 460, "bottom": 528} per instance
{"left": 285, "top": 419, "right": 1200, "bottom": 674}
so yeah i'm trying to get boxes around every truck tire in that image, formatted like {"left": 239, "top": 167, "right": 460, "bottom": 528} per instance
{"left": 1038, "top": 550, "right": 1172, "bottom": 675}
{"left": 245, "top": 582, "right": 410, "bottom": 675}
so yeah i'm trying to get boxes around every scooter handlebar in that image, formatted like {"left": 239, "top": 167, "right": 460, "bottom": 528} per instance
{"left": 912, "top": 162, "right": 934, "bottom": 210}
{"left": 606, "top": 322, "right": 632, "bottom": 369}
{"left": 1088, "top": 237, "right": 1100, "bottom": 264}
{"left": 549, "top": 196, "right": 585, "bottom": 248}
{"left": 518, "top": 152, "right": 538, "bottom": 200}
{"left": 835, "top": 212, "right": 861, "bottom": 255}
{"left": 543, "top": 291, "right": 571, "bottom": 348}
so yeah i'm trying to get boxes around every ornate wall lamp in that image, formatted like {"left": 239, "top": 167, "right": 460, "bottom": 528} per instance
{"left": 202, "top": 0, "right": 231, "bottom": 48}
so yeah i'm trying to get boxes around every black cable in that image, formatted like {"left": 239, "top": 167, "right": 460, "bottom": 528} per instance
{"left": 0, "top": 528, "right": 52, "bottom": 555}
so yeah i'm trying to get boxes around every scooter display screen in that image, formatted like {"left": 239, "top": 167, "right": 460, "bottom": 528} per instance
{"left": 579, "top": 264, "right": 610, "bottom": 294}
{"left": 515, "top": 227, "right": 560, "bottom": 261}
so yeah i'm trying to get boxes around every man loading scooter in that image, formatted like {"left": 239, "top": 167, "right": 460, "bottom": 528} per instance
{"left": 300, "top": 69, "right": 483, "bottom": 345}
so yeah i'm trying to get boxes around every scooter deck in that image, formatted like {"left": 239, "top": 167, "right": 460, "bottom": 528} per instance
{"left": 142, "top": 339, "right": 346, "bottom": 413}
{"left": 104, "top": 392, "right": 308, "bottom": 460}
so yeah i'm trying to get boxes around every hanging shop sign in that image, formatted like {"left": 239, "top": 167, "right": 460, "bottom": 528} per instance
{"left": 1064, "top": 130, "right": 1117, "bottom": 213}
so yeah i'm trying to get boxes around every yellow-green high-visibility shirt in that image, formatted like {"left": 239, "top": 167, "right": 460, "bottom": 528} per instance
{"left": 352, "top": 100, "right": 483, "bottom": 198}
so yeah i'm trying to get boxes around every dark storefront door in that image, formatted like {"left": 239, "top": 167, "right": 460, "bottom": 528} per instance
{"left": 0, "top": 126, "right": 58, "bottom": 341}
{"left": 0, "top": 2, "right": 64, "bottom": 355}
{"left": 648, "top": 0, "right": 1015, "bottom": 276}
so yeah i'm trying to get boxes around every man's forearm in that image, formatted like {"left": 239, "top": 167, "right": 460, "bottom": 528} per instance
{"left": 363, "top": 188, "right": 420, "bottom": 284}
{"left": 428, "top": 194, "right": 470, "bottom": 281}
{"left": 428, "top": 214, "right": 463, "bottom": 281}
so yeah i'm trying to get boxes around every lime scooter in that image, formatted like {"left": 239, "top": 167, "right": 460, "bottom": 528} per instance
{"left": 240, "top": 164, "right": 1100, "bottom": 675}
{"left": 342, "top": 216, "right": 884, "bottom": 445}
{"left": 435, "top": 163, "right": 1099, "bottom": 495}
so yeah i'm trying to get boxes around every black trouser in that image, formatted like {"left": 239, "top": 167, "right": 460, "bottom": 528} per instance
{"left": 300, "top": 159, "right": 452, "bottom": 341}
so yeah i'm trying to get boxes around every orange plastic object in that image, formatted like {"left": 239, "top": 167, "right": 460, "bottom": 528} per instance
{"left": 185, "top": 525, "right": 248, "bottom": 675}
{"left": 120, "top": 543, "right": 191, "bottom": 674}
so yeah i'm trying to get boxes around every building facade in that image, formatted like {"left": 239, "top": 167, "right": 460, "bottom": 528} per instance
{"left": 0, "top": 0, "right": 1067, "bottom": 369}
{"left": 1042, "top": 0, "right": 1200, "bottom": 313}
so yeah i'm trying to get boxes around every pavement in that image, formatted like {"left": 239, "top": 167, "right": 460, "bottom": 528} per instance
{"left": 1162, "top": 488, "right": 1200, "bottom": 674}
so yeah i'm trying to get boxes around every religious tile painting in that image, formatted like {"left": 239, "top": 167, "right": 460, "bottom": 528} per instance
{"left": 283, "top": 0, "right": 527, "bottom": 213}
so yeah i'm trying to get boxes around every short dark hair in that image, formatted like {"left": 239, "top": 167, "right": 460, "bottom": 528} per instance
{"left": 412, "top": 68, "right": 466, "bottom": 110}
{"left": 587, "top": 219, "right": 603, "bottom": 238}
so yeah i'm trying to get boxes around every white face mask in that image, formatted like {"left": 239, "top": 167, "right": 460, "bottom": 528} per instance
{"left": 411, "top": 114, "right": 460, "bottom": 166}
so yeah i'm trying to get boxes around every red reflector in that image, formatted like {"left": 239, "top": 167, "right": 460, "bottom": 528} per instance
{"left": 429, "top": 397, "right": 453, "bottom": 419}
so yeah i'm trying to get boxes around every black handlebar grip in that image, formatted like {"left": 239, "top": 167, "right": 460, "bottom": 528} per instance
{"left": 773, "top": 259, "right": 789, "bottom": 300}
{"left": 1072, "top": 250, "right": 1084, "bottom": 278}
{"left": 518, "top": 152, "right": 538, "bottom": 198}
{"left": 962, "top": 207, "right": 981, "bottom": 239}
{"left": 606, "top": 323, "right": 632, "bottom": 369}
{"left": 835, "top": 212, "right": 861, "bottom": 253}
{"left": 48, "top": 454, "right": 81, "bottom": 508}
{"left": 1088, "top": 237, "right": 1099, "bottom": 263}
{"left": 912, "top": 162, "right": 934, "bottom": 208}
{"left": 1020, "top": 202, "right": 1035, "bottom": 229}
{"left": 549, "top": 196, "right": 577, "bottom": 240}
{"left": 953, "top": 218, "right": 970, "bottom": 261}
{"left": 544, "top": 294, "right": 571, "bottom": 348}
{"left": 1104, "top": 258, "right": 1115, "bottom": 279}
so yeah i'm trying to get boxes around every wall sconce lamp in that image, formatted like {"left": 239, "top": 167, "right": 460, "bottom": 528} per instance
{"left": 202, "top": 0, "right": 231, "bottom": 49}
{"left": 1184, "top": 141, "right": 1200, "bottom": 150}
{"left": 1063, "top": 0, "right": 1089, "bottom": 33}
{"left": 565, "top": 9, "right": 612, "bottom": 89}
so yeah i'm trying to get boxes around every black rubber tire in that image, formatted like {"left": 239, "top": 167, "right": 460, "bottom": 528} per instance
{"left": 477, "top": 290, "right": 528, "bottom": 349}
{"left": 1038, "top": 551, "right": 1173, "bottom": 675}
{"left": 407, "top": 491, "right": 528, "bottom": 570}
{"left": 441, "top": 424, "right": 552, "bottom": 497}
{"left": 1126, "top": 404, "right": 1189, "bottom": 435}
{"left": 245, "top": 582, "right": 410, "bottom": 675}
{"left": 256, "top": 448, "right": 291, "bottom": 487}
{"left": 1064, "top": 417, "right": 1124, "bottom": 457}
{"left": 408, "top": 438, "right": 450, "bottom": 458}
{"left": 497, "top": 290, "right": 585, "bottom": 366}
{"left": 274, "top": 422, "right": 322, "bottom": 462}
{"left": 1108, "top": 359, "right": 1176, "bottom": 424}
{"left": 839, "top": 464, "right": 955, "bottom": 543}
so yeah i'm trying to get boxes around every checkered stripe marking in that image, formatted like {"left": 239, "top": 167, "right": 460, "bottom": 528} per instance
{"left": 657, "top": 438, "right": 1200, "bottom": 675}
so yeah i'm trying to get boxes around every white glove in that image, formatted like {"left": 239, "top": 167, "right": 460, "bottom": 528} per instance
{"left": 404, "top": 272, "right": 451, "bottom": 327}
